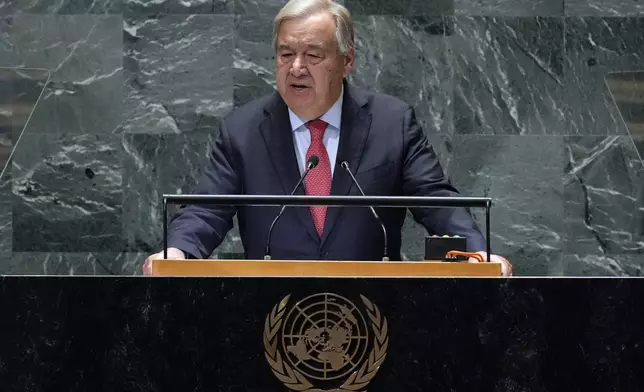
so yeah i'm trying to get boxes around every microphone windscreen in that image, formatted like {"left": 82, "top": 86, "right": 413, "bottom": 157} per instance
{"left": 307, "top": 155, "right": 320, "bottom": 168}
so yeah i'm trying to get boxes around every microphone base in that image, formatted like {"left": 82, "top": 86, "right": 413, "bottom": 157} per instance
{"left": 381, "top": 257, "right": 390, "bottom": 262}
{"left": 263, "top": 255, "right": 272, "bottom": 260}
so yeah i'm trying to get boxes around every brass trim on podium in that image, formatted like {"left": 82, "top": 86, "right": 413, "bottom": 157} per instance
{"left": 151, "top": 259, "right": 502, "bottom": 277}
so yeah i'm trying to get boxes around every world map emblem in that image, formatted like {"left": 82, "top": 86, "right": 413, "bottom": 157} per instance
{"left": 263, "top": 293, "right": 388, "bottom": 391}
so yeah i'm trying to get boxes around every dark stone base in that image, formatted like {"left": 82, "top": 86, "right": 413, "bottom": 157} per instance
{"left": 1, "top": 277, "right": 643, "bottom": 390}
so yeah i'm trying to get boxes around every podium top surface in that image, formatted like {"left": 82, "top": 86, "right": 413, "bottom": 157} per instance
{"left": 152, "top": 259, "right": 502, "bottom": 277}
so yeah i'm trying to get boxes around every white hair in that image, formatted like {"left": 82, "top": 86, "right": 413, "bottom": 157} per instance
{"left": 273, "top": 0, "right": 355, "bottom": 56}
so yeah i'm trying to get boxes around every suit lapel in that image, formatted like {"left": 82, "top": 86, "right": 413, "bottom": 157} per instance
{"left": 320, "top": 84, "right": 372, "bottom": 247}
{"left": 259, "top": 92, "right": 319, "bottom": 243}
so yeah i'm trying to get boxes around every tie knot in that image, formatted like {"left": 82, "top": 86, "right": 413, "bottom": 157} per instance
{"left": 307, "top": 119, "right": 328, "bottom": 142}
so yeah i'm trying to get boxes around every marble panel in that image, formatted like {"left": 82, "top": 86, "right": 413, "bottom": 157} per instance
{"left": 563, "top": 136, "right": 644, "bottom": 275}
{"left": 124, "top": 0, "right": 231, "bottom": 14}
{"left": 11, "top": 15, "right": 122, "bottom": 135}
{"left": 7, "top": 252, "right": 146, "bottom": 275}
{"left": 13, "top": 0, "right": 122, "bottom": 14}
{"left": 11, "top": 132, "right": 123, "bottom": 252}
{"left": 564, "top": 17, "right": 644, "bottom": 135}
{"left": 350, "top": 15, "right": 453, "bottom": 134}
{"left": 453, "top": 16, "right": 566, "bottom": 135}
{"left": 0, "top": 202, "right": 10, "bottom": 254}
{"left": 565, "top": 0, "right": 644, "bottom": 16}
{"left": 233, "top": 15, "right": 276, "bottom": 108}
{"left": 451, "top": 135, "right": 565, "bottom": 275}
{"left": 123, "top": 15, "right": 234, "bottom": 134}
{"left": 605, "top": 71, "right": 644, "bottom": 164}
{"left": 0, "top": 16, "right": 15, "bottom": 67}
{"left": 455, "top": 0, "right": 563, "bottom": 16}
{"left": 344, "top": 0, "right": 453, "bottom": 16}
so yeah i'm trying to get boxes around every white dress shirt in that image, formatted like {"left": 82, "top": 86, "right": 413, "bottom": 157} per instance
{"left": 288, "top": 88, "right": 343, "bottom": 177}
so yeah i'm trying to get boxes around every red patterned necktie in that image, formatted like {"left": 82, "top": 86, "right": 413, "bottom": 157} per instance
{"left": 305, "top": 119, "right": 332, "bottom": 237}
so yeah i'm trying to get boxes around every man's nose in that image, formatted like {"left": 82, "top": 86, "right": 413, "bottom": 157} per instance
{"left": 290, "top": 55, "right": 308, "bottom": 77}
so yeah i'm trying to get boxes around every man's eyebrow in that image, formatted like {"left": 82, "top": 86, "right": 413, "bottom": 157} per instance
{"left": 306, "top": 43, "right": 325, "bottom": 50}
{"left": 277, "top": 43, "right": 326, "bottom": 51}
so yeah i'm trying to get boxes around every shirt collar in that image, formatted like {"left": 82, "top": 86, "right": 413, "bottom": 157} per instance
{"left": 288, "top": 86, "right": 343, "bottom": 131}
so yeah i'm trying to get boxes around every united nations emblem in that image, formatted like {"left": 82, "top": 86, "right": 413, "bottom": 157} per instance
{"left": 263, "top": 293, "right": 388, "bottom": 391}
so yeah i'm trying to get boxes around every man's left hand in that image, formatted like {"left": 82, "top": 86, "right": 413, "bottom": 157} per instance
{"left": 468, "top": 251, "right": 513, "bottom": 276}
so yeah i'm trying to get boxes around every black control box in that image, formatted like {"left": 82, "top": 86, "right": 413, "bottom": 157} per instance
{"left": 424, "top": 235, "right": 468, "bottom": 261}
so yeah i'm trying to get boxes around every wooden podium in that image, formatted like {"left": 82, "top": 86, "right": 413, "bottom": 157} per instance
{"left": 152, "top": 259, "right": 502, "bottom": 277}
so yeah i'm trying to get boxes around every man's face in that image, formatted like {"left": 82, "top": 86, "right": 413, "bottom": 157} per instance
{"left": 276, "top": 11, "right": 354, "bottom": 120}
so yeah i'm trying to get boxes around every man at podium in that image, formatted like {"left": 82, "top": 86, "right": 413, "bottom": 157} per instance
{"left": 143, "top": 0, "right": 512, "bottom": 276}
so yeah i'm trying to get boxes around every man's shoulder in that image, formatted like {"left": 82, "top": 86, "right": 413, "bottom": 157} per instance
{"left": 223, "top": 92, "right": 276, "bottom": 127}
{"left": 351, "top": 84, "right": 412, "bottom": 114}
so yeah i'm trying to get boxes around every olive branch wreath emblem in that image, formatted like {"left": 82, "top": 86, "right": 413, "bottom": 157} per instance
{"left": 263, "top": 294, "right": 389, "bottom": 392}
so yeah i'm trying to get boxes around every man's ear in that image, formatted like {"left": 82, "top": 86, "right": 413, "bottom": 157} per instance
{"left": 343, "top": 47, "right": 356, "bottom": 78}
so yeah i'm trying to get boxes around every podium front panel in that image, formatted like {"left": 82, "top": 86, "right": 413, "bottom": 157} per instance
{"left": 1, "top": 276, "right": 643, "bottom": 391}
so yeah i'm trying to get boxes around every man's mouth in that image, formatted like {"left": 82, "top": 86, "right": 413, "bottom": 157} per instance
{"left": 290, "top": 83, "right": 309, "bottom": 90}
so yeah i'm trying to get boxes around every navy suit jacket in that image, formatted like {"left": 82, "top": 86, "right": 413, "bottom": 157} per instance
{"left": 168, "top": 82, "right": 486, "bottom": 260}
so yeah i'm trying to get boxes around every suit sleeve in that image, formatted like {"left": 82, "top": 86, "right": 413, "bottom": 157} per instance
{"left": 401, "top": 106, "right": 486, "bottom": 252}
{"left": 167, "top": 120, "right": 239, "bottom": 258}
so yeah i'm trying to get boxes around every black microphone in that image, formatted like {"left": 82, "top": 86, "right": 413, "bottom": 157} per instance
{"left": 340, "top": 161, "right": 389, "bottom": 261}
{"left": 264, "top": 155, "right": 319, "bottom": 260}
